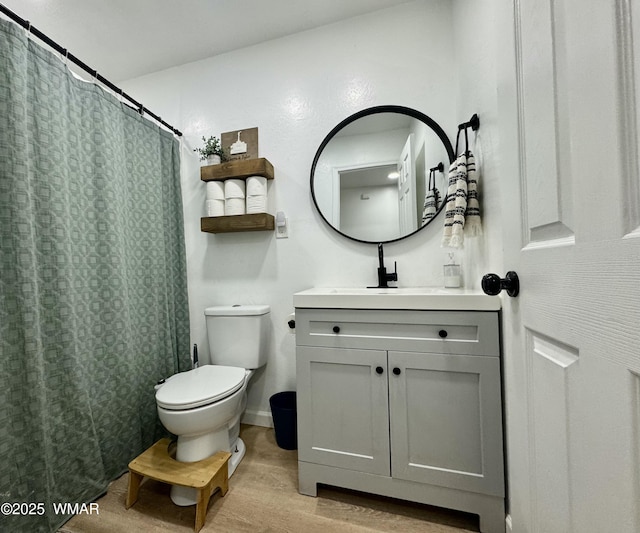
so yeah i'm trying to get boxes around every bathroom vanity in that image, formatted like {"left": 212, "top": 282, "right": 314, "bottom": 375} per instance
{"left": 293, "top": 288, "right": 505, "bottom": 533}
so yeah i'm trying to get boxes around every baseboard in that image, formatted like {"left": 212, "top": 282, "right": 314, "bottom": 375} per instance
{"left": 242, "top": 409, "right": 273, "bottom": 428}
{"left": 506, "top": 514, "right": 513, "bottom": 533}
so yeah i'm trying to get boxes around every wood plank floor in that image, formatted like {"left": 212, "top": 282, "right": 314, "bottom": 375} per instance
{"left": 59, "top": 425, "right": 480, "bottom": 532}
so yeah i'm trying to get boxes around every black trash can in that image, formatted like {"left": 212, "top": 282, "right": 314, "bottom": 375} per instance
{"left": 269, "top": 391, "right": 297, "bottom": 450}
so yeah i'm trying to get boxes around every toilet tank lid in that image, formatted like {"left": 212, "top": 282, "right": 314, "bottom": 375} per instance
{"left": 204, "top": 304, "right": 270, "bottom": 316}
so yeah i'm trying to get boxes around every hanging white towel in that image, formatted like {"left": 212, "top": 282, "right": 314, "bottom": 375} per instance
{"left": 441, "top": 154, "right": 468, "bottom": 248}
{"left": 421, "top": 187, "right": 439, "bottom": 224}
{"left": 441, "top": 150, "right": 483, "bottom": 248}
{"left": 464, "top": 151, "right": 482, "bottom": 236}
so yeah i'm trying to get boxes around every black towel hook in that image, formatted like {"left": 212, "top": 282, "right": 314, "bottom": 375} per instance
{"left": 454, "top": 125, "right": 470, "bottom": 156}
{"left": 458, "top": 113, "right": 480, "bottom": 132}
{"left": 455, "top": 114, "right": 480, "bottom": 156}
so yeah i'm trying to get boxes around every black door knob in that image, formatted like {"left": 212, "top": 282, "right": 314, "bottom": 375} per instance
{"left": 438, "top": 329, "right": 448, "bottom": 338}
{"left": 392, "top": 367, "right": 401, "bottom": 375}
{"left": 376, "top": 366, "right": 384, "bottom": 374}
{"left": 332, "top": 325, "right": 340, "bottom": 333}
{"left": 481, "top": 271, "right": 520, "bottom": 297}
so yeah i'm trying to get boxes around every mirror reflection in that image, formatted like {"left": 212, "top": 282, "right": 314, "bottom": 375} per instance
{"left": 311, "top": 106, "right": 454, "bottom": 243}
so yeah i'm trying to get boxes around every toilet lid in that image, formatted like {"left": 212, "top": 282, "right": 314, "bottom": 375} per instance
{"left": 156, "top": 365, "right": 246, "bottom": 410}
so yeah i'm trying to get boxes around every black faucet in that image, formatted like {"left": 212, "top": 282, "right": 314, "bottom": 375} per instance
{"left": 369, "top": 243, "right": 398, "bottom": 288}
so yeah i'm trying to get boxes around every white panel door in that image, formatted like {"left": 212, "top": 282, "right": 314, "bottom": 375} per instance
{"left": 398, "top": 134, "right": 417, "bottom": 235}
{"left": 497, "top": 1, "right": 640, "bottom": 532}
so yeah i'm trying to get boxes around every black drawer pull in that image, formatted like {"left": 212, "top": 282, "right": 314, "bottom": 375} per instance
{"left": 438, "top": 329, "right": 448, "bottom": 338}
{"left": 392, "top": 367, "right": 401, "bottom": 376}
{"left": 332, "top": 325, "right": 340, "bottom": 333}
{"left": 376, "top": 366, "right": 384, "bottom": 375}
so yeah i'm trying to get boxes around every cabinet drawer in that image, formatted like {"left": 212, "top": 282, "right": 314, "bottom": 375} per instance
{"left": 295, "top": 309, "right": 499, "bottom": 356}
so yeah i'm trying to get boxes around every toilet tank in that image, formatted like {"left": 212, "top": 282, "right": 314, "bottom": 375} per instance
{"left": 204, "top": 305, "right": 270, "bottom": 369}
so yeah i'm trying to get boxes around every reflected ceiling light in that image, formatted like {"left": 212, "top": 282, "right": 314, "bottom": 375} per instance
{"left": 388, "top": 171, "right": 400, "bottom": 180}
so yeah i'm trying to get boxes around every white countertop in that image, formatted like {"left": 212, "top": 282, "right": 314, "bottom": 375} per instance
{"left": 293, "top": 287, "right": 501, "bottom": 311}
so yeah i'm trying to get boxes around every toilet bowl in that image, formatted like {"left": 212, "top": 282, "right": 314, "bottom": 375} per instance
{"left": 155, "top": 304, "right": 270, "bottom": 506}
{"left": 156, "top": 365, "right": 252, "bottom": 505}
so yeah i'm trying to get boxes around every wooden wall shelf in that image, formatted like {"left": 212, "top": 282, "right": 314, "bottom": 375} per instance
{"left": 200, "top": 158, "right": 275, "bottom": 234}
{"left": 201, "top": 213, "right": 275, "bottom": 234}
{"left": 200, "top": 158, "right": 274, "bottom": 182}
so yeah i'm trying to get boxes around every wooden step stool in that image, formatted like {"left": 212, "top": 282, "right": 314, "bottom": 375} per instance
{"left": 126, "top": 438, "right": 232, "bottom": 532}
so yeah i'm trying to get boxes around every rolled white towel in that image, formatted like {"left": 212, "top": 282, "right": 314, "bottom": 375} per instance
{"left": 225, "top": 197, "right": 246, "bottom": 215}
{"left": 206, "top": 199, "right": 225, "bottom": 217}
{"left": 246, "top": 195, "right": 267, "bottom": 214}
{"left": 206, "top": 181, "right": 225, "bottom": 200}
{"left": 224, "top": 179, "right": 246, "bottom": 199}
{"left": 246, "top": 176, "right": 267, "bottom": 196}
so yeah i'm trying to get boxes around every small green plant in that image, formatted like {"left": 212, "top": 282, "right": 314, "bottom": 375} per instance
{"left": 194, "top": 135, "right": 227, "bottom": 161}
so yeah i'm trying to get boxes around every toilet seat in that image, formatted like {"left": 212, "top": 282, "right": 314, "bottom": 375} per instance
{"left": 156, "top": 365, "right": 246, "bottom": 410}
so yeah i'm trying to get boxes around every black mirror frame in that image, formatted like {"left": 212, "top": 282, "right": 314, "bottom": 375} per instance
{"left": 310, "top": 105, "right": 455, "bottom": 244}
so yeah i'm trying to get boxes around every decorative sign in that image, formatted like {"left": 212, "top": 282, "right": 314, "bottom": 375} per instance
{"left": 221, "top": 128, "right": 258, "bottom": 161}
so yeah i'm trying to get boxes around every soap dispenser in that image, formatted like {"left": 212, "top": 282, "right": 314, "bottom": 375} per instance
{"left": 444, "top": 252, "right": 461, "bottom": 288}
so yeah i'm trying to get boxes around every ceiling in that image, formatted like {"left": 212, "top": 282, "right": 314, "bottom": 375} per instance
{"left": 0, "top": 0, "right": 414, "bottom": 82}
{"left": 341, "top": 164, "right": 398, "bottom": 189}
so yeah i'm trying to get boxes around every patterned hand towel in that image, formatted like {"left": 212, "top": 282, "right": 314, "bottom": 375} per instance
{"left": 441, "top": 154, "right": 468, "bottom": 248}
{"left": 464, "top": 151, "right": 482, "bottom": 236}
{"left": 421, "top": 171, "right": 440, "bottom": 224}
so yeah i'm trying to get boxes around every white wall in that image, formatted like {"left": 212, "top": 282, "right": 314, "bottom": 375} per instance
{"left": 450, "top": 0, "right": 504, "bottom": 286}
{"left": 450, "top": 0, "right": 506, "bottom": 523}
{"left": 120, "top": 0, "right": 503, "bottom": 423}
{"left": 341, "top": 184, "right": 400, "bottom": 241}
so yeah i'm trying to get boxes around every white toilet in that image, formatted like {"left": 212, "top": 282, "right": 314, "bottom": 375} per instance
{"left": 155, "top": 304, "right": 270, "bottom": 506}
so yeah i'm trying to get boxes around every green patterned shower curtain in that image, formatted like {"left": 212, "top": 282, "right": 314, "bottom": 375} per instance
{"left": 0, "top": 18, "right": 190, "bottom": 533}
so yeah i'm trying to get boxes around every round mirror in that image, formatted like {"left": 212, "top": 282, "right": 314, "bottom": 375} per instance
{"left": 310, "top": 106, "right": 454, "bottom": 244}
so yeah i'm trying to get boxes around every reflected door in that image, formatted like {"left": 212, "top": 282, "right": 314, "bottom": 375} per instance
{"left": 397, "top": 134, "right": 416, "bottom": 235}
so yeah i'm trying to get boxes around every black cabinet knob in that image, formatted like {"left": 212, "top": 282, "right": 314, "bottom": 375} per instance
{"left": 376, "top": 366, "right": 383, "bottom": 375}
{"left": 438, "top": 329, "right": 448, "bottom": 338}
{"left": 332, "top": 325, "right": 340, "bottom": 333}
{"left": 392, "top": 367, "right": 401, "bottom": 376}
{"left": 287, "top": 319, "right": 295, "bottom": 329}
{"left": 481, "top": 271, "right": 520, "bottom": 297}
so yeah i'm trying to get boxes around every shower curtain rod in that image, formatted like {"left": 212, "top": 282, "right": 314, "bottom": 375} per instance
{"left": 0, "top": 3, "right": 183, "bottom": 137}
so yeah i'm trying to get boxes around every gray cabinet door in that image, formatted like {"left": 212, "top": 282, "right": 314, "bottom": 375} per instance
{"left": 297, "top": 346, "right": 390, "bottom": 476}
{"left": 389, "top": 351, "right": 504, "bottom": 497}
